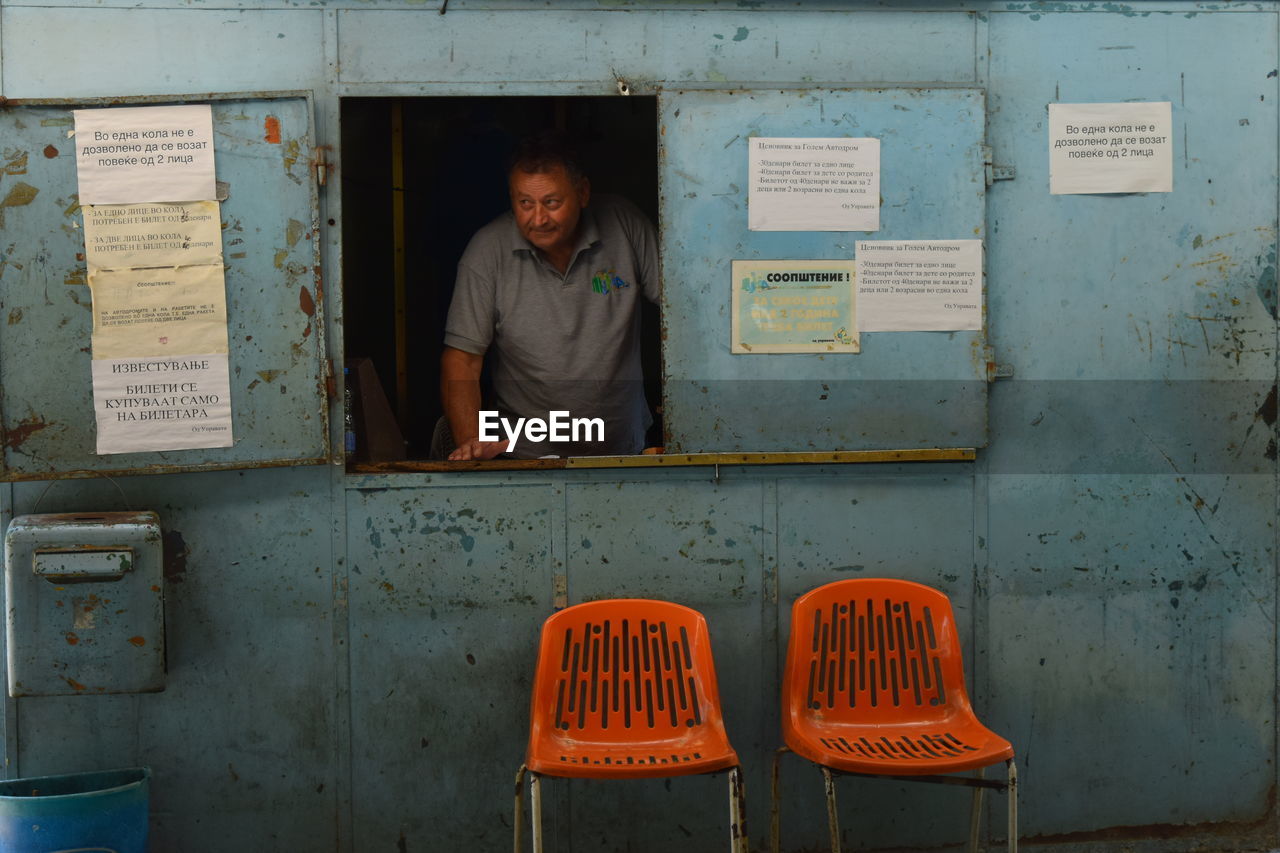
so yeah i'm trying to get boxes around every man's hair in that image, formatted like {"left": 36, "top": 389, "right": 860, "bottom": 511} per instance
{"left": 508, "top": 131, "right": 587, "bottom": 185}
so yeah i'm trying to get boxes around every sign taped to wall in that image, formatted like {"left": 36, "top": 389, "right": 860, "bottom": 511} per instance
{"left": 73, "top": 103, "right": 233, "bottom": 454}
{"left": 855, "top": 240, "right": 983, "bottom": 331}
{"left": 89, "top": 265, "right": 230, "bottom": 359}
{"left": 1048, "top": 102, "right": 1173, "bottom": 195}
{"left": 90, "top": 356, "right": 233, "bottom": 453}
{"left": 748, "top": 138, "right": 880, "bottom": 232}
{"left": 74, "top": 104, "right": 216, "bottom": 205}
{"left": 731, "top": 259, "right": 858, "bottom": 353}
{"left": 83, "top": 201, "right": 222, "bottom": 270}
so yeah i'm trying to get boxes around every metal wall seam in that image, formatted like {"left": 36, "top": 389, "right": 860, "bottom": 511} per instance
{"left": 320, "top": 6, "right": 354, "bottom": 852}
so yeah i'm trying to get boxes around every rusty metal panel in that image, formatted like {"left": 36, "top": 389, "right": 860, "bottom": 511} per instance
{"left": 0, "top": 94, "right": 329, "bottom": 480}
{"left": 0, "top": 6, "right": 1276, "bottom": 853}
{"left": 563, "top": 477, "right": 767, "bottom": 850}
{"left": 7, "top": 464, "right": 339, "bottom": 852}
{"left": 658, "top": 88, "right": 988, "bottom": 453}
{"left": 0, "top": 7, "right": 327, "bottom": 100}
{"left": 986, "top": 11, "right": 1276, "bottom": 386}
{"left": 775, "top": 472, "right": 980, "bottom": 851}
{"left": 337, "top": 9, "right": 977, "bottom": 89}
{"left": 984, "top": 7, "right": 1278, "bottom": 843}
{"left": 346, "top": 482, "right": 557, "bottom": 851}
{"left": 988, "top": 475, "right": 1275, "bottom": 838}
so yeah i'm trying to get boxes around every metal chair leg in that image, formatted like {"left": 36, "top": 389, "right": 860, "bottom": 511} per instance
{"left": 1006, "top": 759, "right": 1019, "bottom": 853}
{"left": 968, "top": 765, "right": 986, "bottom": 853}
{"left": 728, "top": 765, "right": 749, "bottom": 853}
{"left": 821, "top": 766, "right": 841, "bottom": 853}
{"left": 770, "top": 747, "right": 789, "bottom": 853}
{"left": 530, "top": 772, "right": 544, "bottom": 853}
{"left": 514, "top": 765, "right": 529, "bottom": 853}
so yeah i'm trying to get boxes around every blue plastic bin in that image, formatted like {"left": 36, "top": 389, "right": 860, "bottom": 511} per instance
{"left": 0, "top": 767, "right": 150, "bottom": 853}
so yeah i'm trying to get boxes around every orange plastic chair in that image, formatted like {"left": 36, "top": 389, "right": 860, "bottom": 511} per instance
{"left": 514, "top": 599, "right": 748, "bottom": 853}
{"left": 772, "top": 578, "right": 1017, "bottom": 853}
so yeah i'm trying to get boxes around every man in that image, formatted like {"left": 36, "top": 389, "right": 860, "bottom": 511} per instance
{"left": 441, "top": 133, "right": 660, "bottom": 460}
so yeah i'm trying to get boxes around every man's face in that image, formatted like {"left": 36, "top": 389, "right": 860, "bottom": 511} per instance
{"left": 509, "top": 165, "right": 590, "bottom": 259}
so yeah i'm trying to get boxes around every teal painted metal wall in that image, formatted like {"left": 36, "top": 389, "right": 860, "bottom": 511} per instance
{"left": 1, "top": 3, "right": 1276, "bottom": 852}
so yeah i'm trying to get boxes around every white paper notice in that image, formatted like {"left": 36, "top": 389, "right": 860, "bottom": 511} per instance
{"left": 92, "top": 355, "right": 233, "bottom": 453}
{"left": 1048, "top": 102, "right": 1173, "bottom": 195}
{"left": 73, "top": 102, "right": 233, "bottom": 454}
{"left": 749, "top": 138, "right": 880, "bottom": 232}
{"left": 89, "top": 265, "right": 230, "bottom": 360}
{"left": 855, "top": 240, "right": 983, "bottom": 332}
{"left": 74, "top": 105, "right": 216, "bottom": 204}
{"left": 83, "top": 201, "right": 223, "bottom": 271}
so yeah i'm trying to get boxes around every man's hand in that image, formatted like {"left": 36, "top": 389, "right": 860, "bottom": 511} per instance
{"left": 442, "top": 346, "right": 508, "bottom": 461}
{"left": 448, "top": 439, "right": 507, "bottom": 461}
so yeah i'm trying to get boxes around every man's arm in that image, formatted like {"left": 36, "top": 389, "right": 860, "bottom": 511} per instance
{"left": 440, "top": 346, "right": 507, "bottom": 461}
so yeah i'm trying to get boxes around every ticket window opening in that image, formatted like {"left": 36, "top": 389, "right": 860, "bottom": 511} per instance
{"left": 340, "top": 95, "right": 662, "bottom": 461}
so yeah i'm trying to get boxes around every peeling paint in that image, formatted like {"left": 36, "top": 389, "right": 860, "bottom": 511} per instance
{"left": 286, "top": 218, "right": 306, "bottom": 247}
{"left": 3, "top": 415, "right": 51, "bottom": 450}
{"left": 283, "top": 139, "right": 302, "bottom": 175}
{"left": 1257, "top": 385, "right": 1277, "bottom": 427}
{"left": 0, "top": 181, "right": 39, "bottom": 228}
{"left": 3, "top": 149, "right": 28, "bottom": 176}
{"left": 1255, "top": 253, "right": 1277, "bottom": 321}
{"left": 162, "top": 529, "right": 188, "bottom": 584}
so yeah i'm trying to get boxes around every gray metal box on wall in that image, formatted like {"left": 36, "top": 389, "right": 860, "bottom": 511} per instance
{"left": 5, "top": 512, "right": 164, "bottom": 697}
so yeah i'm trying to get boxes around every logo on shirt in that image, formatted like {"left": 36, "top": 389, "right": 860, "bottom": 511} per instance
{"left": 591, "top": 268, "right": 630, "bottom": 295}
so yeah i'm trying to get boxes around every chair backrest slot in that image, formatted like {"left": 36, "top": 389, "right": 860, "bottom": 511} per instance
{"left": 788, "top": 580, "right": 970, "bottom": 724}
{"left": 529, "top": 598, "right": 737, "bottom": 777}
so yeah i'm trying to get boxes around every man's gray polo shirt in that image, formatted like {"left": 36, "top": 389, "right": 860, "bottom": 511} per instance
{"left": 444, "top": 195, "right": 660, "bottom": 458}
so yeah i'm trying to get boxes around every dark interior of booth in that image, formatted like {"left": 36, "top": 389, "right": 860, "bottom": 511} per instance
{"left": 340, "top": 96, "right": 661, "bottom": 462}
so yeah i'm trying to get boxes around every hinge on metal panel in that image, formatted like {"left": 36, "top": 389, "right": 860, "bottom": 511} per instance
{"left": 315, "top": 147, "right": 329, "bottom": 188}
{"left": 324, "top": 357, "right": 337, "bottom": 399}
{"left": 982, "top": 145, "right": 1016, "bottom": 188}
{"left": 984, "top": 346, "right": 1014, "bottom": 382}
